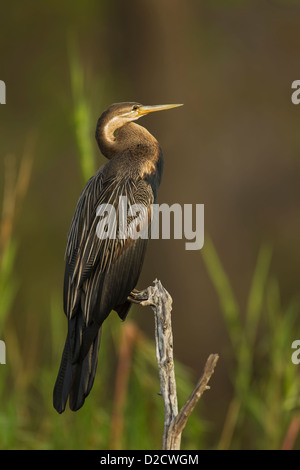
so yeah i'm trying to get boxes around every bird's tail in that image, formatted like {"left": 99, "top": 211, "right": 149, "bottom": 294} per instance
{"left": 53, "top": 327, "right": 102, "bottom": 413}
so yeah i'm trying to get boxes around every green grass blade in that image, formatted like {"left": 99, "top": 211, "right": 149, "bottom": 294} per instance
{"left": 69, "top": 37, "right": 95, "bottom": 182}
{"left": 202, "top": 236, "right": 243, "bottom": 356}
{"left": 246, "top": 244, "right": 272, "bottom": 346}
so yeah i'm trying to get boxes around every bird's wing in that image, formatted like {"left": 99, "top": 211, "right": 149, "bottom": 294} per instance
{"left": 63, "top": 169, "right": 153, "bottom": 360}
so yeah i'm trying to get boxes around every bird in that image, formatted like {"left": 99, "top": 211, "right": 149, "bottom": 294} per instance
{"left": 53, "top": 101, "right": 183, "bottom": 413}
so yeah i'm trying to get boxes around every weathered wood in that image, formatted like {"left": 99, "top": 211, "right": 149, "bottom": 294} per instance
{"left": 129, "top": 279, "right": 219, "bottom": 450}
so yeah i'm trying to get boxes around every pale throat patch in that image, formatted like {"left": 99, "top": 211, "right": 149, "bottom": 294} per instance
{"left": 103, "top": 111, "right": 136, "bottom": 144}
{"left": 103, "top": 115, "right": 122, "bottom": 143}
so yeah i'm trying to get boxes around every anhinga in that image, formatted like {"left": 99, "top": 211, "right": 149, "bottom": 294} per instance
{"left": 53, "top": 102, "right": 182, "bottom": 413}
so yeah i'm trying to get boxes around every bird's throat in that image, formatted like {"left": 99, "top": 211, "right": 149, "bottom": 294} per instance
{"left": 97, "top": 120, "right": 158, "bottom": 160}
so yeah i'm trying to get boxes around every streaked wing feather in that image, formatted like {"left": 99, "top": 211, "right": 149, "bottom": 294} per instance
{"left": 64, "top": 169, "right": 153, "bottom": 335}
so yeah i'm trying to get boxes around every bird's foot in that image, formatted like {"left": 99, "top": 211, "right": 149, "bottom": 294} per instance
{"left": 128, "top": 288, "right": 151, "bottom": 307}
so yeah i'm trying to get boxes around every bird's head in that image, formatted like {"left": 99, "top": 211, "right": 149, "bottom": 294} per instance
{"left": 101, "top": 102, "right": 183, "bottom": 127}
{"left": 96, "top": 101, "right": 183, "bottom": 158}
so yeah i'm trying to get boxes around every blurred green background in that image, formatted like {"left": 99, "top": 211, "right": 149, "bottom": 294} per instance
{"left": 1, "top": 0, "right": 300, "bottom": 450}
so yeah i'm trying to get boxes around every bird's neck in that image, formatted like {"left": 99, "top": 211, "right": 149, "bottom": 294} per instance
{"left": 96, "top": 121, "right": 158, "bottom": 159}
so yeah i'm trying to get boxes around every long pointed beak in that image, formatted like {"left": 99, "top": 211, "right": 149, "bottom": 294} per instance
{"left": 137, "top": 103, "right": 183, "bottom": 117}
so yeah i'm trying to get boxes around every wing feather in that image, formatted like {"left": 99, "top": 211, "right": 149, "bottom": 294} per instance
{"left": 63, "top": 167, "right": 153, "bottom": 361}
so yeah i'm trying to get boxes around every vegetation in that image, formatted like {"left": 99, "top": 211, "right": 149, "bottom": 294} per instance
{"left": 202, "top": 239, "right": 300, "bottom": 449}
{"left": 0, "top": 52, "right": 203, "bottom": 450}
{"left": 1, "top": 2, "right": 300, "bottom": 449}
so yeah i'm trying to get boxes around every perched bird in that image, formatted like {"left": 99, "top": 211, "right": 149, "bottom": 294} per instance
{"left": 53, "top": 102, "right": 182, "bottom": 413}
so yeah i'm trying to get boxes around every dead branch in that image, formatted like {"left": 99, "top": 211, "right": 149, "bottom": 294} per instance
{"left": 129, "top": 279, "right": 219, "bottom": 450}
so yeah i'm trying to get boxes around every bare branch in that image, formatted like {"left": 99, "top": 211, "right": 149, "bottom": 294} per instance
{"left": 168, "top": 353, "right": 219, "bottom": 449}
{"left": 129, "top": 279, "right": 219, "bottom": 450}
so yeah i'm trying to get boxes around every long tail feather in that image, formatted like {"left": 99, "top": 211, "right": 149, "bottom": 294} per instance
{"left": 53, "top": 328, "right": 102, "bottom": 413}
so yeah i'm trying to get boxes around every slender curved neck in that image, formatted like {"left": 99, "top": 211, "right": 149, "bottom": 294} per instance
{"left": 96, "top": 119, "right": 158, "bottom": 159}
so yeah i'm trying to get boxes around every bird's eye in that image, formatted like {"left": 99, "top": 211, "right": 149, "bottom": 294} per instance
{"left": 132, "top": 105, "right": 139, "bottom": 111}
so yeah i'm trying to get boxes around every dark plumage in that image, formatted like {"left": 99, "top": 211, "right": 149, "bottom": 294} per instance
{"left": 53, "top": 101, "right": 182, "bottom": 413}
